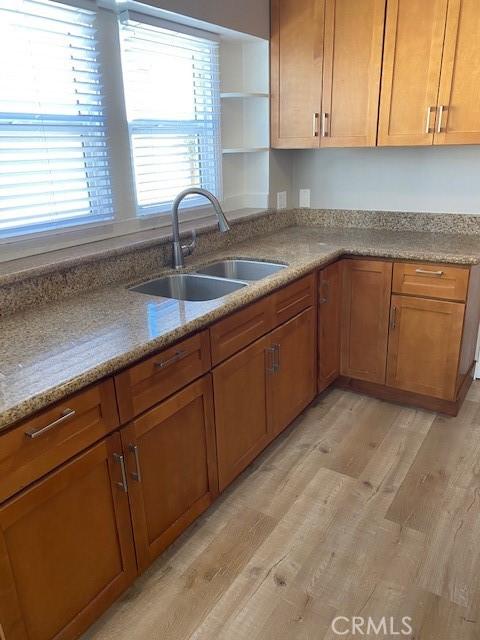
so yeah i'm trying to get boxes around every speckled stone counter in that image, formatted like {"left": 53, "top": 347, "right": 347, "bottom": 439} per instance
{"left": 2, "top": 224, "right": 480, "bottom": 431}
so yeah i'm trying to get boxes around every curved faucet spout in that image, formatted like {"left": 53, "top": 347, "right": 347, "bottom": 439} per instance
{"left": 171, "top": 188, "right": 230, "bottom": 269}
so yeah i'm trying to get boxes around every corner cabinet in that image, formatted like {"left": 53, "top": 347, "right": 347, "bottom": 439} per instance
{"left": 0, "top": 434, "right": 136, "bottom": 640}
{"left": 318, "top": 261, "right": 342, "bottom": 392}
{"left": 378, "top": 0, "right": 480, "bottom": 146}
{"left": 271, "top": 0, "right": 386, "bottom": 149}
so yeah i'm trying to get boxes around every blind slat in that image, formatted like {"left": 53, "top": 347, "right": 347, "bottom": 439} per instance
{"left": 0, "top": 0, "right": 113, "bottom": 237}
{"left": 120, "top": 15, "right": 221, "bottom": 215}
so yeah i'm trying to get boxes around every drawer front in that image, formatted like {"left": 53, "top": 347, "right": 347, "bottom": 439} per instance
{"left": 272, "top": 273, "right": 316, "bottom": 326}
{"left": 393, "top": 262, "right": 469, "bottom": 302}
{"left": 210, "top": 296, "right": 273, "bottom": 366}
{"left": 115, "top": 330, "right": 211, "bottom": 422}
{"left": 0, "top": 379, "right": 119, "bottom": 503}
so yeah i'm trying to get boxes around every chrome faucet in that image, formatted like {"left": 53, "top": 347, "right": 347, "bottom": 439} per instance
{"left": 171, "top": 188, "right": 230, "bottom": 269}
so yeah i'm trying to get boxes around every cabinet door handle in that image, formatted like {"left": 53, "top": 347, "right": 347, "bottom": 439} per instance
{"left": 425, "top": 106, "right": 435, "bottom": 134}
{"left": 273, "top": 343, "right": 280, "bottom": 372}
{"left": 319, "top": 280, "right": 329, "bottom": 304}
{"left": 129, "top": 444, "right": 142, "bottom": 482}
{"left": 312, "top": 112, "right": 319, "bottom": 137}
{"left": 154, "top": 350, "right": 187, "bottom": 370}
{"left": 436, "top": 105, "right": 446, "bottom": 133}
{"left": 113, "top": 453, "right": 128, "bottom": 493}
{"left": 415, "top": 268, "right": 444, "bottom": 276}
{"left": 25, "top": 408, "right": 76, "bottom": 439}
{"left": 390, "top": 306, "right": 397, "bottom": 330}
{"left": 266, "top": 346, "right": 277, "bottom": 374}
{"left": 321, "top": 112, "right": 329, "bottom": 137}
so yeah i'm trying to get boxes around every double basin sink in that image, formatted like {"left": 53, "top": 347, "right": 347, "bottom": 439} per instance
{"left": 130, "top": 259, "right": 287, "bottom": 302}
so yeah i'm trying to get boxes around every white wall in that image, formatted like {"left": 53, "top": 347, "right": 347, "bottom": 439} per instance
{"left": 292, "top": 146, "right": 480, "bottom": 213}
{"left": 139, "top": 0, "right": 270, "bottom": 39}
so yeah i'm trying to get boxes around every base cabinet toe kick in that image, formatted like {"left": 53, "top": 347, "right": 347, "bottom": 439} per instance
{"left": 1, "top": 259, "right": 479, "bottom": 639}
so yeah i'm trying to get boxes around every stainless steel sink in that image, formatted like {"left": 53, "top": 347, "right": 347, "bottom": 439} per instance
{"left": 129, "top": 273, "right": 247, "bottom": 302}
{"left": 196, "top": 259, "right": 287, "bottom": 281}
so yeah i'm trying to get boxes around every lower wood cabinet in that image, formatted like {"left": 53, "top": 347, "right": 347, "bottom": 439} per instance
{"left": 213, "top": 307, "right": 316, "bottom": 491}
{"left": 318, "top": 261, "right": 342, "bottom": 392}
{"left": 120, "top": 375, "right": 218, "bottom": 572}
{"left": 268, "top": 307, "right": 316, "bottom": 436}
{"left": 341, "top": 259, "right": 393, "bottom": 384}
{"left": 0, "top": 434, "right": 136, "bottom": 640}
{"left": 213, "top": 336, "right": 271, "bottom": 491}
{"left": 386, "top": 295, "right": 465, "bottom": 400}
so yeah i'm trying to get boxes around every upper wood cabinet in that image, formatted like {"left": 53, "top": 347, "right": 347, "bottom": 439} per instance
{"left": 271, "top": 0, "right": 385, "bottom": 148}
{"left": 379, "top": 0, "right": 480, "bottom": 146}
{"left": 321, "top": 0, "right": 386, "bottom": 147}
{"left": 341, "top": 259, "right": 393, "bottom": 384}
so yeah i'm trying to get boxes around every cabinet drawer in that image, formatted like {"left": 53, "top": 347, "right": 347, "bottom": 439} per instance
{"left": 271, "top": 273, "right": 315, "bottom": 325}
{"left": 210, "top": 296, "right": 273, "bottom": 366}
{"left": 0, "top": 379, "right": 119, "bottom": 503}
{"left": 115, "top": 330, "right": 211, "bottom": 422}
{"left": 393, "top": 262, "right": 469, "bottom": 302}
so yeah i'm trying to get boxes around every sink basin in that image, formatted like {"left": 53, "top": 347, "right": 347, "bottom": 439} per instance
{"left": 129, "top": 273, "right": 247, "bottom": 302}
{"left": 196, "top": 259, "right": 287, "bottom": 281}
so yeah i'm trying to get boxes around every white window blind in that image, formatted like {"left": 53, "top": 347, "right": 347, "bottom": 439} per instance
{"left": 0, "top": 0, "right": 113, "bottom": 238}
{"left": 119, "top": 14, "right": 221, "bottom": 216}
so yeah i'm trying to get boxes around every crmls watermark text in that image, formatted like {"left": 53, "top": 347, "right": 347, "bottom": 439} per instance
{"left": 331, "top": 616, "right": 414, "bottom": 636}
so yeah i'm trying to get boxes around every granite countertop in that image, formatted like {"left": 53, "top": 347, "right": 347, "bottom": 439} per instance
{"left": 2, "top": 224, "right": 480, "bottom": 432}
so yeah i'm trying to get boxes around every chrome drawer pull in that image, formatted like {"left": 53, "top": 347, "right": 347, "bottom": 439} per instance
{"left": 436, "top": 105, "right": 446, "bottom": 133}
{"left": 273, "top": 343, "right": 280, "bottom": 372}
{"left": 425, "top": 106, "right": 435, "bottom": 134}
{"left": 415, "top": 268, "right": 444, "bottom": 276}
{"left": 312, "top": 112, "right": 319, "bottom": 137}
{"left": 25, "top": 408, "right": 76, "bottom": 439}
{"left": 266, "top": 346, "right": 277, "bottom": 374}
{"left": 113, "top": 453, "right": 128, "bottom": 493}
{"left": 129, "top": 444, "right": 142, "bottom": 482}
{"left": 390, "top": 305, "right": 397, "bottom": 330}
{"left": 321, "top": 112, "right": 329, "bottom": 137}
{"left": 154, "top": 350, "right": 187, "bottom": 370}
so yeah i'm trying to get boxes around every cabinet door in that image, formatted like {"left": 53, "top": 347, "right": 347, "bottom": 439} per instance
{"left": 341, "top": 259, "right": 392, "bottom": 384}
{"left": 213, "top": 336, "right": 270, "bottom": 491}
{"left": 318, "top": 261, "right": 342, "bottom": 392}
{"left": 435, "top": 0, "right": 480, "bottom": 145}
{"left": 121, "top": 375, "right": 218, "bottom": 572}
{"left": 321, "top": 0, "right": 386, "bottom": 147}
{"left": 0, "top": 435, "right": 136, "bottom": 640}
{"left": 268, "top": 307, "right": 317, "bottom": 437}
{"left": 386, "top": 295, "right": 465, "bottom": 400}
{"left": 271, "top": 0, "right": 325, "bottom": 148}
{"left": 378, "top": 0, "right": 448, "bottom": 146}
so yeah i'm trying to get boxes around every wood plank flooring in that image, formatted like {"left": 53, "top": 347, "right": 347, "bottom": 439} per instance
{"left": 84, "top": 384, "right": 480, "bottom": 640}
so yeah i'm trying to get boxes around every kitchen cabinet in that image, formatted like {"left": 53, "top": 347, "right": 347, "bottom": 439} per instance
{"left": 341, "top": 259, "right": 393, "bottom": 384}
{"left": 270, "top": 0, "right": 325, "bottom": 148}
{"left": 120, "top": 375, "right": 218, "bottom": 572}
{"left": 379, "top": 0, "right": 480, "bottom": 146}
{"left": 0, "top": 434, "right": 136, "bottom": 640}
{"left": 435, "top": 0, "right": 480, "bottom": 145}
{"left": 318, "top": 261, "right": 342, "bottom": 392}
{"left": 321, "top": 0, "right": 386, "bottom": 147}
{"left": 268, "top": 307, "right": 317, "bottom": 436}
{"left": 386, "top": 295, "right": 465, "bottom": 399}
{"left": 213, "top": 336, "right": 271, "bottom": 491}
{"left": 271, "top": 0, "right": 385, "bottom": 149}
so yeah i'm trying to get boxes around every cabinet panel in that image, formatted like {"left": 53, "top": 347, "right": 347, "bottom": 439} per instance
{"left": 435, "top": 0, "right": 480, "bottom": 145}
{"left": 268, "top": 307, "right": 316, "bottom": 436}
{"left": 121, "top": 375, "right": 217, "bottom": 572}
{"left": 271, "top": 0, "right": 324, "bottom": 148}
{"left": 378, "top": 0, "right": 448, "bottom": 146}
{"left": 341, "top": 259, "right": 392, "bottom": 383}
{"left": 318, "top": 261, "right": 342, "bottom": 391}
{"left": 386, "top": 295, "right": 465, "bottom": 399}
{"left": 321, "top": 0, "right": 386, "bottom": 147}
{"left": 213, "top": 337, "right": 270, "bottom": 491}
{"left": 0, "top": 434, "right": 136, "bottom": 640}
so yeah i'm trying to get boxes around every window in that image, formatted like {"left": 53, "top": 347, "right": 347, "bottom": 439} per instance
{"left": 119, "top": 13, "right": 221, "bottom": 216}
{"left": 0, "top": 0, "right": 113, "bottom": 238}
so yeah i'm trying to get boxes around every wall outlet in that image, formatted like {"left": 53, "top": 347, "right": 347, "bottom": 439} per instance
{"left": 299, "top": 188, "right": 311, "bottom": 208}
{"left": 277, "top": 191, "right": 287, "bottom": 209}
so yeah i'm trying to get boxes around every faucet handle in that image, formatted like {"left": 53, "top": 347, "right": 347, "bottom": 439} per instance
{"left": 181, "top": 229, "right": 197, "bottom": 257}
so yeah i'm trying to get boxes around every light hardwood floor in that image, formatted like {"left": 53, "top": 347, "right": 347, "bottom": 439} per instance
{"left": 84, "top": 383, "right": 480, "bottom": 640}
